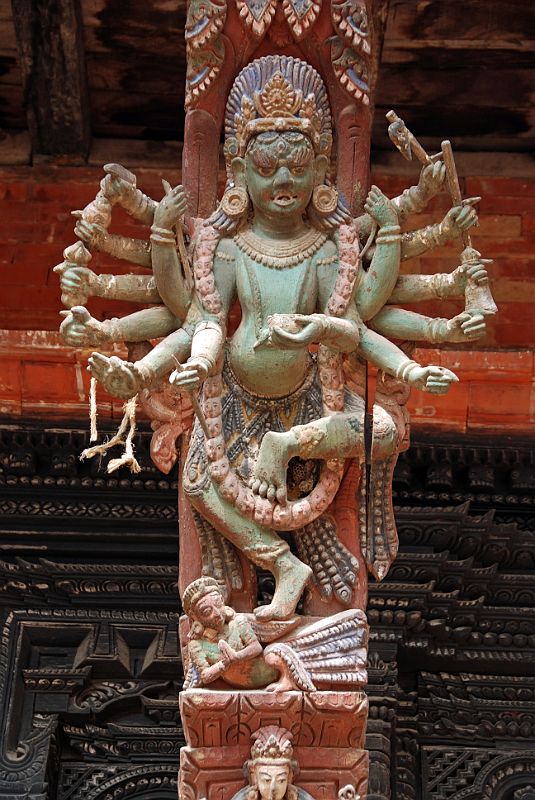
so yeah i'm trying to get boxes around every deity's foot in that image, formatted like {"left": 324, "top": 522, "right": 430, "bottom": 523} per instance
{"left": 249, "top": 430, "right": 296, "bottom": 505}
{"left": 254, "top": 556, "right": 311, "bottom": 622}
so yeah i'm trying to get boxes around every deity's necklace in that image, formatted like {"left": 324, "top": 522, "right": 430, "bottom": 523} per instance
{"left": 234, "top": 225, "right": 327, "bottom": 269}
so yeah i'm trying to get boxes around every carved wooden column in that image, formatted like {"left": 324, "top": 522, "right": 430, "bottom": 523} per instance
{"left": 182, "top": 1, "right": 388, "bottom": 217}
{"left": 364, "top": 649, "right": 398, "bottom": 800}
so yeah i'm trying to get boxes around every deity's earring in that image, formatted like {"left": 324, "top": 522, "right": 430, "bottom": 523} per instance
{"left": 220, "top": 185, "right": 250, "bottom": 220}
{"left": 311, "top": 184, "right": 339, "bottom": 217}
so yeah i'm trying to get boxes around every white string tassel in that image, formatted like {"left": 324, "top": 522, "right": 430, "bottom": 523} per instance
{"left": 107, "top": 396, "right": 141, "bottom": 474}
{"left": 80, "top": 405, "right": 130, "bottom": 462}
{"left": 89, "top": 377, "right": 98, "bottom": 442}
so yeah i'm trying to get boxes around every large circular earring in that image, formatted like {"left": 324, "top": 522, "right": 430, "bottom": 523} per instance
{"left": 312, "top": 184, "right": 338, "bottom": 217}
{"left": 220, "top": 186, "right": 249, "bottom": 220}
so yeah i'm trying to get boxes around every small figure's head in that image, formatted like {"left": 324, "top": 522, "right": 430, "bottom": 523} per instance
{"left": 245, "top": 726, "right": 298, "bottom": 800}
{"left": 182, "top": 576, "right": 233, "bottom": 636}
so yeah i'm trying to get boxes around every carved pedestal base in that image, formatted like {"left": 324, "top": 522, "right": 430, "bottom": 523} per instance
{"left": 179, "top": 690, "right": 369, "bottom": 800}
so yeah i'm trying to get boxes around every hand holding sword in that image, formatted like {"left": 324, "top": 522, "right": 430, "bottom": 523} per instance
{"left": 386, "top": 110, "right": 497, "bottom": 317}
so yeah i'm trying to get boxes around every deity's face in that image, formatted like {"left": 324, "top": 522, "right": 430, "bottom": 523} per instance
{"left": 236, "top": 131, "right": 325, "bottom": 222}
{"left": 191, "top": 589, "right": 226, "bottom": 631}
{"left": 253, "top": 763, "right": 290, "bottom": 800}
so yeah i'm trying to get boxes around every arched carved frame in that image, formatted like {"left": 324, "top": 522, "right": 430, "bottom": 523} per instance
{"left": 455, "top": 752, "right": 535, "bottom": 800}
{"left": 82, "top": 765, "right": 178, "bottom": 800}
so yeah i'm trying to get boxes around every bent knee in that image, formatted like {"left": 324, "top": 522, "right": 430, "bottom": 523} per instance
{"left": 372, "top": 407, "right": 399, "bottom": 457}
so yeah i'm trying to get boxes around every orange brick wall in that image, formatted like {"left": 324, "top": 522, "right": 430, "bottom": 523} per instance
{"left": 0, "top": 163, "right": 533, "bottom": 434}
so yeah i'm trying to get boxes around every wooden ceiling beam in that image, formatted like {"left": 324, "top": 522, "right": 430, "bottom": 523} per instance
{"left": 11, "top": 0, "right": 90, "bottom": 160}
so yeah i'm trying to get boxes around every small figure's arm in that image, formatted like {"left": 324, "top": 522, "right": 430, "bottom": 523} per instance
{"left": 218, "top": 635, "right": 263, "bottom": 665}
{"left": 188, "top": 640, "right": 226, "bottom": 686}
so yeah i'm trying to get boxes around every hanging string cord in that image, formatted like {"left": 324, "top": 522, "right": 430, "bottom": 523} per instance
{"left": 108, "top": 396, "right": 141, "bottom": 474}
{"left": 80, "top": 384, "right": 140, "bottom": 474}
{"left": 89, "top": 377, "right": 98, "bottom": 442}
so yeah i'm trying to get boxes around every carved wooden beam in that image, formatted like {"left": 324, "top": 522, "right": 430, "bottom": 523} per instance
{"left": 11, "top": 0, "right": 90, "bottom": 160}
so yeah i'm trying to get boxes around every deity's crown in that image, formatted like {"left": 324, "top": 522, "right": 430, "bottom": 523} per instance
{"left": 182, "top": 576, "right": 221, "bottom": 616}
{"left": 250, "top": 726, "right": 294, "bottom": 765}
{"left": 225, "top": 56, "right": 332, "bottom": 163}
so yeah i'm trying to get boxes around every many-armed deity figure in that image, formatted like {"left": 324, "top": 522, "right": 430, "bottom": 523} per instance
{"left": 58, "top": 56, "right": 488, "bottom": 626}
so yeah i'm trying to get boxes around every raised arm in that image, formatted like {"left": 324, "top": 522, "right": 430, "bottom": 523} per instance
{"left": 100, "top": 170, "right": 157, "bottom": 227}
{"left": 354, "top": 162, "right": 446, "bottom": 244}
{"left": 74, "top": 218, "right": 152, "bottom": 268}
{"left": 150, "top": 185, "right": 193, "bottom": 321}
{"left": 354, "top": 187, "right": 401, "bottom": 321}
{"left": 392, "top": 161, "right": 446, "bottom": 223}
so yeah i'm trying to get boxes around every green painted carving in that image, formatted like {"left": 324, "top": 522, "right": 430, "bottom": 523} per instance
{"left": 57, "top": 55, "right": 494, "bottom": 616}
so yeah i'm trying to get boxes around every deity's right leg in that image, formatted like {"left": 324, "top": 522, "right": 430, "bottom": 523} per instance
{"left": 184, "top": 477, "right": 312, "bottom": 622}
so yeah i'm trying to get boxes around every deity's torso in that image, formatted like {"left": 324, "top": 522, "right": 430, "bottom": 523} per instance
{"left": 218, "top": 234, "right": 339, "bottom": 398}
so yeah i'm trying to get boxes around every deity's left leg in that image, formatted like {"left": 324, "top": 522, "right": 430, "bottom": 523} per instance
{"left": 252, "top": 410, "right": 399, "bottom": 503}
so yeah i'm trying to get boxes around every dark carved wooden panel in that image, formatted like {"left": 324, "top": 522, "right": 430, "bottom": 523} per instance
{"left": 2, "top": 1, "right": 535, "bottom": 152}
{"left": 0, "top": 421, "right": 533, "bottom": 799}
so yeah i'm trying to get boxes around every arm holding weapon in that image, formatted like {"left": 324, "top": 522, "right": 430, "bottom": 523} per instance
{"left": 382, "top": 111, "right": 497, "bottom": 319}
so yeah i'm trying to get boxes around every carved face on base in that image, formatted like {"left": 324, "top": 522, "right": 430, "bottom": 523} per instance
{"left": 232, "top": 132, "right": 327, "bottom": 224}
{"left": 253, "top": 763, "right": 291, "bottom": 800}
